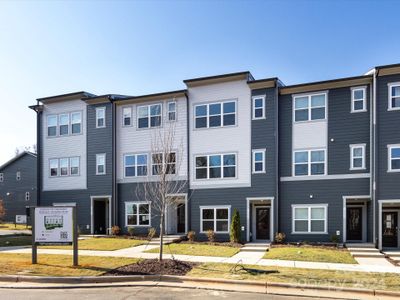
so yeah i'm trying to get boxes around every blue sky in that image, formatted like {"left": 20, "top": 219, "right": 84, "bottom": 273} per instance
{"left": 0, "top": 0, "right": 399, "bottom": 164}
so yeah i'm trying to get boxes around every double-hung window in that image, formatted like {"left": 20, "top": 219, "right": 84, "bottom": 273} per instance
{"left": 252, "top": 149, "right": 266, "bottom": 173}
{"left": 47, "top": 115, "right": 57, "bottom": 137}
{"left": 201, "top": 206, "right": 230, "bottom": 233}
{"left": 252, "top": 96, "right": 265, "bottom": 119}
{"left": 351, "top": 87, "right": 366, "bottom": 113}
{"left": 388, "top": 83, "right": 400, "bottom": 110}
{"left": 70, "top": 157, "right": 80, "bottom": 175}
{"left": 124, "top": 154, "right": 148, "bottom": 177}
{"left": 59, "top": 114, "right": 69, "bottom": 135}
{"left": 294, "top": 149, "right": 326, "bottom": 176}
{"left": 294, "top": 93, "right": 326, "bottom": 122}
{"left": 96, "top": 154, "right": 106, "bottom": 175}
{"left": 126, "top": 202, "right": 150, "bottom": 226}
{"left": 49, "top": 159, "right": 59, "bottom": 177}
{"left": 388, "top": 145, "right": 400, "bottom": 172}
{"left": 71, "top": 112, "right": 82, "bottom": 134}
{"left": 151, "top": 152, "right": 176, "bottom": 175}
{"left": 350, "top": 144, "right": 366, "bottom": 170}
{"left": 0, "top": 173, "right": 3, "bottom": 182}
{"left": 96, "top": 107, "right": 106, "bottom": 128}
{"left": 195, "top": 153, "right": 236, "bottom": 179}
{"left": 168, "top": 101, "right": 176, "bottom": 121}
{"left": 16, "top": 171, "right": 21, "bottom": 181}
{"left": 59, "top": 158, "right": 69, "bottom": 176}
{"left": 25, "top": 192, "right": 30, "bottom": 201}
{"left": 194, "top": 101, "right": 236, "bottom": 129}
{"left": 122, "top": 107, "right": 132, "bottom": 126}
{"left": 292, "top": 205, "right": 327, "bottom": 234}
{"left": 138, "top": 104, "right": 162, "bottom": 128}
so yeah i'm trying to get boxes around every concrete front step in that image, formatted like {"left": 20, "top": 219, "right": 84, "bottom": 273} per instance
{"left": 351, "top": 252, "right": 385, "bottom": 258}
{"left": 240, "top": 247, "right": 268, "bottom": 252}
{"left": 243, "top": 243, "right": 270, "bottom": 247}
{"left": 382, "top": 251, "right": 400, "bottom": 257}
{"left": 347, "top": 247, "right": 380, "bottom": 253}
{"left": 345, "top": 243, "right": 376, "bottom": 248}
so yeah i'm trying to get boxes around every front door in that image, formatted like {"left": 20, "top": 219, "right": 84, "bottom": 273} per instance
{"left": 347, "top": 207, "right": 363, "bottom": 241}
{"left": 383, "top": 212, "right": 398, "bottom": 248}
{"left": 93, "top": 201, "right": 106, "bottom": 234}
{"left": 177, "top": 203, "right": 185, "bottom": 233}
{"left": 255, "top": 207, "right": 270, "bottom": 240}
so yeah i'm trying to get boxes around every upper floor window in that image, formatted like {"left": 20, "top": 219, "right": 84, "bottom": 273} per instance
{"left": 294, "top": 149, "right": 326, "bottom": 176}
{"left": 59, "top": 158, "right": 69, "bottom": 176}
{"left": 47, "top": 115, "right": 57, "bottom": 137}
{"left": 350, "top": 144, "right": 366, "bottom": 170}
{"left": 388, "top": 145, "right": 400, "bottom": 172}
{"left": 138, "top": 104, "right": 162, "bottom": 129}
{"left": 124, "top": 154, "right": 148, "bottom": 177}
{"left": 194, "top": 101, "right": 236, "bottom": 129}
{"left": 71, "top": 112, "right": 82, "bottom": 134}
{"left": 70, "top": 157, "right": 80, "bottom": 175}
{"left": 126, "top": 202, "right": 151, "bottom": 226}
{"left": 50, "top": 157, "right": 80, "bottom": 177}
{"left": 151, "top": 152, "right": 176, "bottom": 175}
{"left": 294, "top": 93, "right": 326, "bottom": 122}
{"left": 252, "top": 96, "right": 265, "bottom": 120}
{"left": 168, "top": 101, "right": 176, "bottom": 121}
{"left": 96, "top": 154, "right": 106, "bottom": 175}
{"left": 50, "top": 159, "right": 59, "bottom": 177}
{"left": 195, "top": 153, "right": 236, "bottom": 180}
{"left": 292, "top": 205, "right": 327, "bottom": 234}
{"left": 0, "top": 173, "right": 3, "bottom": 182}
{"left": 59, "top": 114, "right": 69, "bottom": 135}
{"left": 388, "top": 83, "right": 400, "bottom": 111}
{"left": 96, "top": 107, "right": 106, "bottom": 128}
{"left": 351, "top": 87, "right": 367, "bottom": 113}
{"left": 16, "top": 171, "right": 21, "bottom": 181}
{"left": 252, "top": 149, "right": 266, "bottom": 173}
{"left": 25, "top": 192, "right": 30, "bottom": 201}
{"left": 122, "top": 107, "right": 132, "bottom": 126}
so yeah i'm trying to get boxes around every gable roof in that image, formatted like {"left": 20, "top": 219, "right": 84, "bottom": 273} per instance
{"left": 0, "top": 151, "right": 37, "bottom": 171}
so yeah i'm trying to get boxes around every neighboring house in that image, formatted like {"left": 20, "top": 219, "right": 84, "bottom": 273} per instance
{"left": 0, "top": 151, "right": 37, "bottom": 223}
{"left": 30, "top": 62, "right": 400, "bottom": 250}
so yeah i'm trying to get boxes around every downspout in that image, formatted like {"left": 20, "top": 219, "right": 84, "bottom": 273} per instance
{"left": 274, "top": 80, "right": 279, "bottom": 240}
{"left": 372, "top": 69, "right": 378, "bottom": 246}
{"left": 111, "top": 98, "right": 118, "bottom": 227}
{"left": 185, "top": 92, "right": 190, "bottom": 231}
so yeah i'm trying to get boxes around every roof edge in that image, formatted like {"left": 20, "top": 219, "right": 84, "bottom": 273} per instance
{"left": 37, "top": 91, "right": 97, "bottom": 104}
{"left": 0, "top": 151, "right": 37, "bottom": 171}
{"left": 184, "top": 71, "right": 252, "bottom": 87}
{"left": 114, "top": 89, "right": 187, "bottom": 104}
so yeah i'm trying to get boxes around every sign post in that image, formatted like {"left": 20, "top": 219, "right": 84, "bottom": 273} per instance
{"left": 32, "top": 206, "right": 78, "bottom": 266}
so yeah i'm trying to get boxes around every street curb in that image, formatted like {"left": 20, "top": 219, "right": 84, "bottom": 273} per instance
{"left": 0, "top": 275, "right": 399, "bottom": 298}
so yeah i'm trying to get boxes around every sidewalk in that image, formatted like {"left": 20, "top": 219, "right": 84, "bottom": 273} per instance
{"left": 1, "top": 245, "right": 400, "bottom": 274}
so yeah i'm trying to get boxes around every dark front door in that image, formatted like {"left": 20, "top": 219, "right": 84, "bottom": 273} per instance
{"left": 255, "top": 207, "right": 270, "bottom": 240}
{"left": 93, "top": 201, "right": 106, "bottom": 234}
{"left": 177, "top": 203, "right": 185, "bottom": 233}
{"left": 347, "top": 207, "right": 363, "bottom": 241}
{"left": 383, "top": 212, "right": 398, "bottom": 248}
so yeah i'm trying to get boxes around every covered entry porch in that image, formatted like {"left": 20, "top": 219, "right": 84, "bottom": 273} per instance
{"left": 378, "top": 200, "right": 400, "bottom": 250}
{"left": 246, "top": 197, "right": 274, "bottom": 243}
{"left": 343, "top": 196, "right": 371, "bottom": 244}
{"left": 165, "top": 194, "right": 188, "bottom": 235}
{"left": 90, "top": 195, "right": 112, "bottom": 235}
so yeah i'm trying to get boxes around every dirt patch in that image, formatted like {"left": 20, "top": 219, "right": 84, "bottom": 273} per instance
{"left": 104, "top": 259, "right": 197, "bottom": 276}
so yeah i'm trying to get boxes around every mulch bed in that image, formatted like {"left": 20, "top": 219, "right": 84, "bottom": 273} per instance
{"left": 104, "top": 259, "right": 197, "bottom": 276}
{"left": 178, "top": 240, "right": 243, "bottom": 248}
{"left": 271, "top": 243, "right": 342, "bottom": 250}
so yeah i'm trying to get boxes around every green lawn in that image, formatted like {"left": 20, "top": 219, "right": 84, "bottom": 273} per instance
{"left": 145, "top": 243, "right": 241, "bottom": 257}
{"left": 40, "top": 237, "right": 146, "bottom": 251}
{"left": 0, "top": 223, "right": 31, "bottom": 231}
{"left": 263, "top": 246, "right": 357, "bottom": 264}
{"left": 189, "top": 262, "right": 400, "bottom": 291}
{"left": 0, "top": 253, "right": 137, "bottom": 276}
{"left": 0, "top": 235, "right": 32, "bottom": 247}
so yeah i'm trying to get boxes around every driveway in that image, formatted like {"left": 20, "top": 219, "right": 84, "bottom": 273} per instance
{"left": 0, "top": 230, "right": 31, "bottom": 236}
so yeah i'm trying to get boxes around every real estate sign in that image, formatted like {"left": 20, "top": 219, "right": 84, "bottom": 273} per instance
{"left": 34, "top": 207, "right": 73, "bottom": 244}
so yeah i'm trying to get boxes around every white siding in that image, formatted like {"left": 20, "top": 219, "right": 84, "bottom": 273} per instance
{"left": 42, "top": 99, "right": 87, "bottom": 191}
{"left": 116, "top": 97, "right": 188, "bottom": 182}
{"left": 293, "top": 121, "right": 327, "bottom": 150}
{"left": 188, "top": 80, "right": 252, "bottom": 189}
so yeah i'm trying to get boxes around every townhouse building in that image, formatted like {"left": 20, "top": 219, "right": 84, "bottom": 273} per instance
{"left": 30, "top": 63, "right": 400, "bottom": 249}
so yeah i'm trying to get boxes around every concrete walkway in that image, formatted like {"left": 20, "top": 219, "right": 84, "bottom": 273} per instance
{"left": 1, "top": 245, "right": 400, "bottom": 274}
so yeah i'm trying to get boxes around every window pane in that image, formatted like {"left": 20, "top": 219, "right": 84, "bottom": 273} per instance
{"left": 137, "top": 166, "right": 147, "bottom": 176}
{"left": 392, "top": 86, "right": 400, "bottom": 97}
{"left": 209, "top": 167, "right": 221, "bottom": 178}
{"left": 353, "top": 158, "right": 363, "bottom": 168}
{"left": 71, "top": 112, "right": 81, "bottom": 124}
{"left": 196, "top": 169, "right": 207, "bottom": 179}
{"left": 138, "top": 107, "right": 148, "bottom": 118}
{"left": 127, "top": 215, "right": 137, "bottom": 226}
{"left": 311, "top": 220, "right": 325, "bottom": 232}
{"left": 216, "top": 208, "right": 228, "bottom": 219}
{"left": 255, "top": 108, "right": 263, "bottom": 118}
{"left": 311, "top": 107, "right": 325, "bottom": 120}
{"left": 60, "top": 158, "right": 68, "bottom": 176}
{"left": 70, "top": 157, "right": 79, "bottom": 175}
{"left": 48, "top": 126, "right": 57, "bottom": 136}
{"left": 295, "top": 109, "right": 308, "bottom": 122}
{"left": 209, "top": 103, "right": 221, "bottom": 115}
{"left": 311, "top": 95, "right": 325, "bottom": 107}
{"left": 139, "top": 204, "right": 149, "bottom": 214}
{"left": 216, "top": 221, "right": 228, "bottom": 232}
{"left": 354, "top": 100, "right": 364, "bottom": 111}
{"left": 195, "top": 105, "right": 207, "bottom": 116}
{"left": 139, "top": 215, "right": 150, "bottom": 225}
{"left": 295, "top": 220, "right": 308, "bottom": 232}
{"left": 311, "top": 163, "right": 325, "bottom": 175}
{"left": 254, "top": 98, "right": 263, "bottom": 108}
{"left": 72, "top": 123, "right": 81, "bottom": 134}
{"left": 255, "top": 152, "right": 263, "bottom": 162}
{"left": 59, "top": 114, "right": 69, "bottom": 125}
{"left": 311, "top": 150, "right": 324, "bottom": 162}
{"left": 125, "top": 166, "right": 135, "bottom": 177}
{"left": 392, "top": 98, "right": 400, "bottom": 108}
{"left": 150, "top": 104, "right": 161, "bottom": 116}
{"left": 202, "top": 209, "right": 214, "bottom": 219}
{"left": 295, "top": 97, "right": 308, "bottom": 109}
{"left": 202, "top": 221, "right": 214, "bottom": 231}
{"left": 392, "top": 160, "right": 400, "bottom": 170}
{"left": 311, "top": 207, "right": 325, "bottom": 219}
{"left": 295, "top": 152, "right": 308, "bottom": 163}
{"left": 255, "top": 162, "right": 263, "bottom": 171}
{"left": 209, "top": 155, "right": 221, "bottom": 167}
{"left": 295, "top": 208, "right": 308, "bottom": 219}
{"left": 223, "top": 114, "right": 235, "bottom": 126}
{"left": 137, "top": 154, "right": 147, "bottom": 165}
{"left": 223, "top": 102, "right": 235, "bottom": 113}
{"left": 48, "top": 115, "right": 57, "bottom": 127}
{"left": 60, "top": 125, "right": 68, "bottom": 135}
{"left": 392, "top": 148, "right": 400, "bottom": 159}
{"left": 195, "top": 117, "right": 207, "bottom": 128}
{"left": 138, "top": 118, "right": 148, "bottom": 128}
{"left": 353, "top": 147, "right": 363, "bottom": 157}
{"left": 223, "top": 166, "right": 236, "bottom": 177}
{"left": 196, "top": 156, "right": 207, "bottom": 167}
{"left": 97, "top": 108, "right": 105, "bottom": 119}
{"left": 168, "top": 111, "right": 176, "bottom": 121}
{"left": 295, "top": 164, "right": 308, "bottom": 176}
{"left": 125, "top": 155, "right": 135, "bottom": 166}
{"left": 168, "top": 102, "right": 176, "bottom": 112}
{"left": 209, "top": 115, "right": 221, "bottom": 127}
{"left": 150, "top": 116, "right": 161, "bottom": 127}
{"left": 223, "top": 154, "right": 236, "bottom": 166}
{"left": 353, "top": 89, "right": 364, "bottom": 100}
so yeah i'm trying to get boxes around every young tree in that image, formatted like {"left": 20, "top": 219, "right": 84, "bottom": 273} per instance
{"left": 136, "top": 120, "right": 187, "bottom": 261}
{"left": 230, "top": 208, "right": 241, "bottom": 243}
{"left": 0, "top": 200, "right": 6, "bottom": 223}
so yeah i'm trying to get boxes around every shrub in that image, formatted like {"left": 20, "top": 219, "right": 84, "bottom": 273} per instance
{"left": 330, "top": 234, "right": 339, "bottom": 243}
{"left": 148, "top": 227, "right": 156, "bottom": 240}
{"left": 206, "top": 229, "right": 215, "bottom": 243}
{"left": 274, "top": 232, "right": 286, "bottom": 243}
{"left": 230, "top": 209, "right": 241, "bottom": 243}
{"left": 111, "top": 225, "right": 121, "bottom": 236}
{"left": 128, "top": 227, "right": 135, "bottom": 237}
{"left": 187, "top": 230, "right": 196, "bottom": 242}
{"left": 0, "top": 200, "right": 5, "bottom": 222}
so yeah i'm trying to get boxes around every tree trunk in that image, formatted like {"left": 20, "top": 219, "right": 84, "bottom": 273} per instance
{"left": 159, "top": 213, "right": 164, "bottom": 261}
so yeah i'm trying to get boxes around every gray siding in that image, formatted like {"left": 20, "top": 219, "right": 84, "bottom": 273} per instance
{"left": 0, "top": 154, "right": 37, "bottom": 222}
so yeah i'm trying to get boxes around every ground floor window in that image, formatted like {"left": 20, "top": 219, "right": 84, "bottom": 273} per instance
{"left": 292, "top": 204, "right": 327, "bottom": 234}
{"left": 200, "top": 206, "right": 230, "bottom": 233}
{"left": 125, "top": 202, "right": 151, "bottom": 226}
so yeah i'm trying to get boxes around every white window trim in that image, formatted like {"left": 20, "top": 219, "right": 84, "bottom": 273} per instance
{"left": 122, "top": 106, "right": 132, "bottom": 127}
{"left": 292, "top": 204, "right": 328, "bottom": 234}
{"left": 151, "top": 152, "right": 177, "bottom": 176}
{"left": 49, "top": 158, "right": 59, "bottom": 177}
{"left": 252, "top": 149, "right": 266, "bottom": 174}
{"left": 351, "top": 86, "right": 367, "bottom": 113}
{"left": 194, "top": 100, "right": 237, "bottom": 129}
{"left": 59, "top": 158, "right": 69, "bottom": 177}
{"left": 96, "top": 107, "right": 106, "bottom": 128}
{"left": 0, "top": 173, "right": 3, "bottom": 182}
{"left": 25, "top": 192, "right": 30, "bottom": 201}
{"left": 137, "top": 103, "right": 163, "bottom": 129}
{"left": 194, "top": 153, "right": 237, "bottom": 180}
{"left": 350, "top": 144, "right": 366, "bottom": 170}
{"left": 96, "top": 153, "right": 106, "bottom": 175}
{"left": 47, "top": 115, "right": 58, "bottom": 137}
{"left": 16, "top": 171, "right": 21, "bottom": 181}
{"left": 293, "top": 148, "right": 327, "bottom": 177}
{"left": 125, "top": 201, "right": 152, "bottom": 227}
{"left": 388, "top": 144, "right": 400, "bottom": 173}
{"left": 252, "top": 95, "right": 266, "bottom": 120}
{"left": 293, "top": 92, "right": 327, "bottom": 123}
{"left": 123, "top": 153, "right": 148, "bottom": 178}
{"left": 167, "top": 101, "right": 177, "bottom": 122}
{"left": 69, "top": 157, "right": 80, "bottom": 176}
{"left": 388, "top": 82, "right": 400, "bottom": 111}
{"left": 200, "top": 205, "right": 231, "bottom": 233}
{"left": 58, "top": 113, "right": 70, "bottom": 135}
{"left": 71, "top": 111, "right": 82, "bottom": 135}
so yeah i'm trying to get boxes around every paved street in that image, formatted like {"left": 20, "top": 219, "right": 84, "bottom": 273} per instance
{"left": 0, "top": 286, "right": 328, "bottom": 300}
